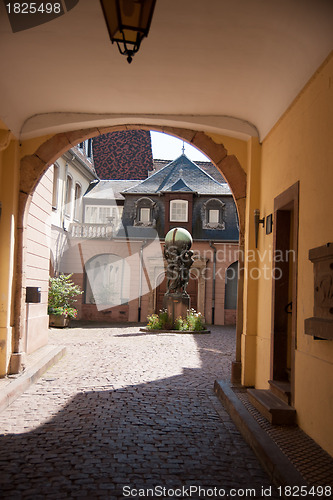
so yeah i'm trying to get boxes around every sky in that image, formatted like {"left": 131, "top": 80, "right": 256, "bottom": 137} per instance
{"left": 150, "top": 131, "right": 209, "bottom": 162}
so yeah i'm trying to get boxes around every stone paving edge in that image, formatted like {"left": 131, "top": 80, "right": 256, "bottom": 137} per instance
{"left": 0, "top": 345, "right": 66, "bottom": 413}
{"left": 214, "top": 379, "right": 307, "bottom": 490}
{"left": 139, "top": 328, "right": 211, "bottom": 334}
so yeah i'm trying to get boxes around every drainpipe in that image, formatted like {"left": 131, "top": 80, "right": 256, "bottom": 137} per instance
{"left": 209, "top": 241, "right": 217, "bottom": 325}
{"left": 138, "top": 240, "right": 148, "bottom": 321}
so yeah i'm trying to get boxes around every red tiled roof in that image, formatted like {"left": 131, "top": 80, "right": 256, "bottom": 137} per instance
{"left": 92, "top": 130, "right": 153, "bottom": 180}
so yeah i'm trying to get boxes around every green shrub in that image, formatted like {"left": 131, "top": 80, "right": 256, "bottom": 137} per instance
{"left": 147, "top": 309, "right": 171, "bottom": 330}
{"left": 146, "top": 313, "right": 159, "bottom": 330}
{"left": 48, "top": 274, "right": 83, "bottom": 318}
{"left": 187, "top": 308, "right": 205, "bottom": 331}
{"left": 147, "top": 308, "right": 205, "bottom": 331}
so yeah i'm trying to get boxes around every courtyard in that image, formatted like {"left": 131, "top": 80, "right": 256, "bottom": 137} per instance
{"left": 0, "top": 324, "right": 278, "bottom": 499}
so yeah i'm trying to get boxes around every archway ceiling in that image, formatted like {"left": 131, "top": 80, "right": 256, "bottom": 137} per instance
{"left": 0, "top": 0, "right": 332, "bottom": 141}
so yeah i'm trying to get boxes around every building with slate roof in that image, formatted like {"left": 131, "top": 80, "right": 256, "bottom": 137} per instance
{"left": 63, "top": 152, "right": 239, "bottom": 326}
{"left": 117, "top": 153, "right": 239, "bottom": 241}
{"left": 29, "top": 135, "right": 240, "bottom": 328}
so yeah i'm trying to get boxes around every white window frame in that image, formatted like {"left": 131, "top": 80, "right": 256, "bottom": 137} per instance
{"left": 140, "top": 207, "right": 151, "bottom": 222}
{"left": 85, "top": 205, "right": 122, "bottom": 225}
{"left": 170, "top": 199, "right": 188, "bottom": 222}
{"left": 208, "top": 209, "right": 219, "bottom": 224}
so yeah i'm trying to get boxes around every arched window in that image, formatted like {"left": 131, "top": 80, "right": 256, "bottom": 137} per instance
{"left": 202, "top": 198, "right": 225, "bottom": 229}
{"left": 170, "top": 199, "right": 188, "bottom": 222}
{"left": 85, "top": 254, "right": 130, "bottom": 306}
{"left": 134, "top": 197, "right": 156, "bottom": 226}
{"left": 225, "top": 261, "right": 238, "bottom": 309}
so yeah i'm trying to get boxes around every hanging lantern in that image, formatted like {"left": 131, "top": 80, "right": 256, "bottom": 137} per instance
{"left": 99, "top": 0, "right": 156, "bottom": 63}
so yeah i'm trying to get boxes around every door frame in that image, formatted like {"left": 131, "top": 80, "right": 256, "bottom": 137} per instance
{"left": 270, "top": 182, "right": 299, "bottom": 405}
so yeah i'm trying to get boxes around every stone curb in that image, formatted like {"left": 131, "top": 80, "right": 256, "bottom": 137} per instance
{"left": 139, "top": 328, "right": 211, "bottom": 334}
{"left": 214, "top": 379, "right": 307, "bottom": 489}
{"left": 0, "top": 345, "right": 66, "bottom": 413}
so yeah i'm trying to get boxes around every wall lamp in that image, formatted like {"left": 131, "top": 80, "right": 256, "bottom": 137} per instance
{"left": 254, "top": 209, "right": 265, "bottom": 248}
{"left": 99, "top": 0, "right": 156, "bottom": 63}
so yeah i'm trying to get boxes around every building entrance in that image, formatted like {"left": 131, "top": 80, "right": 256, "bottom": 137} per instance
{"left": 270, "top": 182, "right": 299, "bottom": 406}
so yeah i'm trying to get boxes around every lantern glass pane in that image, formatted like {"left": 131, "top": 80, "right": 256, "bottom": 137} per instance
{"left": 100, "top": 0, "right": 156, "bottom": 47}
{"left": 100, "top": 0, "right": 120, "bottom": 38}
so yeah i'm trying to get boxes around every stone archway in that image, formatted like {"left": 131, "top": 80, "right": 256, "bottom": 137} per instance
{"left": 12, "top": 125, "right": 246, "bottom": 378}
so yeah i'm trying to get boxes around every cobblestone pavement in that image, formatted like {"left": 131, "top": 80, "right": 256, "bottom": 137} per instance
{"left": 0, "top": 324, "right": 279, "bottom": 499}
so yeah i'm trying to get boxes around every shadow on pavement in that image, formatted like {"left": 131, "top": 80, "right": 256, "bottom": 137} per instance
{"left": 0, "top": 326, "right": 278, "bottom": 499}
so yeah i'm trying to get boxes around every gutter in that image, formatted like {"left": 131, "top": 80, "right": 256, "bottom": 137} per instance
{"left": 209, "top": 241, "right": 217, "bottom": 325}
{"left": 63, "top": 149, "right": 99, "bottom": 181}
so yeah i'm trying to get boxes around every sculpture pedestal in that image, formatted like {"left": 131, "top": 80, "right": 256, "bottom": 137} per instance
{"left": 163, "top": 293, "right": 190, "bottom": 326}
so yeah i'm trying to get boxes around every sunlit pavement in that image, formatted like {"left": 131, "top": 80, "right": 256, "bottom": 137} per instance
{"left": 0, "top": 324, "right": 279, "bottom": 499}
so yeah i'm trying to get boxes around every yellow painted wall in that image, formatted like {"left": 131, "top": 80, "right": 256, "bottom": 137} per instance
{"left": 20, "top": 135, "right": 53, "bottom": 159}
{"left": 207, "top": 133, "right": 248, "bottom": 174}
{"left": 207, "top": 132, "right": 262, "bottom": 385}
{"left": 0, "top": 136, "right": 20, "bottom": 376}
{"left": 256, "top": 53, "right": 333, "bottom": 454}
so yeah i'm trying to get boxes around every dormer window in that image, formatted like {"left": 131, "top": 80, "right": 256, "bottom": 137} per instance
{"left": 202, "top": 198, "right": 225, "bottom": 229}
{"left": 134, "top": 197, "right": 156, "bottom": 227}
{"left": 170, "top": 199, "right": 188, "bottom": 222}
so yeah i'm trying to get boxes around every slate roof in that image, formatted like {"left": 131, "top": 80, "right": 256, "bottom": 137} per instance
{"left": 123, "top": 154, "right": 231, "bottom": 195}
{"left": 167, "top": 178, "right": 194, "bottom": 192}
{"left": 152, "top": 159, "right": 226, "bottom": 183}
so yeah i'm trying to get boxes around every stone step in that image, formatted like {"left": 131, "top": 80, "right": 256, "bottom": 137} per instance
{"left": 247, "top": 389, "right": 296, "bottom": 425}
{"left": 268, "top": 379, "right": 292, "bottom": 405}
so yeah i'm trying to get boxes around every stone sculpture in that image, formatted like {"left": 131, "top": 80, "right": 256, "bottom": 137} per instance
{"left": 163, "top": 227, "right": 194, "bottom": 324}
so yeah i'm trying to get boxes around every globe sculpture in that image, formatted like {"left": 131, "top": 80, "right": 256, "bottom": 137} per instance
{"left": 163, "top": 227, "right": 194, "bottom": 326}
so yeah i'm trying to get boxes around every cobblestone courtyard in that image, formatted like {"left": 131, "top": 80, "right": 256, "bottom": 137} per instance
{"left": 0, "top": 324, "right": 278, "bottom": 499}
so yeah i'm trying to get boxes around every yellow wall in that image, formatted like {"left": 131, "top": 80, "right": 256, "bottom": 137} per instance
{"left": 0, "top": 136, "right": 19, "bottom": 375}
{"left": 208, "top": 132, "right": 264, "bottom": 385}
{"left": 0, "top": 131, "right": 52, "bottom": 375}
{"left": 256, "top": 53, "right": 333, "bottom": 454}
{"left": 207, "top": 133, "right": 248, "bottom": 174}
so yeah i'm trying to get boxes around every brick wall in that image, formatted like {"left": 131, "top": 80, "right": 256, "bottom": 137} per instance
{"left": 81, "top": 304, "right": 129, "bottom": 322}
{"left": 224, "top": 309, "right": 237, "bottom": 325}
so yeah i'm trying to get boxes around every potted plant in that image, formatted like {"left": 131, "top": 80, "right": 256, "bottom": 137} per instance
{"left": 48, "top": 274, "right": 83, "bottom": 328}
